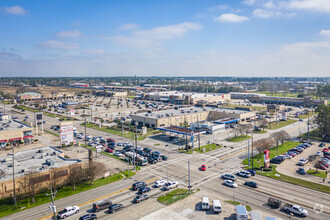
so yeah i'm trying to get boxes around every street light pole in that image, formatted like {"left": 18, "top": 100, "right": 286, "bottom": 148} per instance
{"left": 47, "top": 186, "right": 57, "bottom": 220}
{"left": 12, "top": 145, "right": 17, "bottom": 206}
{"left": 188, "top": 160, "right": 191, "bottom": 194}
{"left": 134, "top": 122, "right": 138, "bottom": 171}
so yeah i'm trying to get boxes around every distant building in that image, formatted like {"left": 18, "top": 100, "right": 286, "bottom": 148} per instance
{"left": 92, "top": 90, "right": 128, "bottom": 97}
{"left": 18, "top": 91, "right": 74, "bottom": 102}
{"left": 0, "top": 119, "right": 33, "bottom": 148}
{"left": 70, "top": 83, "right": 89, "bottom": 88}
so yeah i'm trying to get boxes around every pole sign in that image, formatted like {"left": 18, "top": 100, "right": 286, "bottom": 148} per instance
{"left": 60, "top": 121, "right": 74, "bottom": 146}
{"left": 264, "top": 149, "right": 270, "bottom": 168}
{"left": 70, "top": 108, "right": 75, "bottom": 117}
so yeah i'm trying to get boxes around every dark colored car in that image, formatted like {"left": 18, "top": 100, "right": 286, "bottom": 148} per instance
{"left": 247, "top": 169, "right": 256, "bottom": 176}
{"left": 132, "top": 182, "right": 147, "bottom": 191}
{"left": 108, "top": 204, "right": 124, "bottom": 213}
{"left": 160, "top": 155, "right": 168, "bottom": 161}
{"left": 152, "top": 151, "right": 161, "bottom": 157}
{"left": 296, "top": 168, "right": 306, "bottom": 175}
{"left": 107, "top": 138, "right": 115, "bottom": 143}
{"left": 133, "top": 194, "right": 149, "bottom": 203}
{"left": 270, "top": 158, "right": 282, "bottom": 164}
{"left": 319, "top": 143, "right": 325, "bottom": 148}
{"left": 138, "top": 187, "right": 151, "bottom": 194}
{"left": 143, "top": 148, "right": 152, "bottom": 154}
{"left": 244, "top": 181, "right": 258, "bottom": 188}
{"left": 93, "top": 199, "right": 112, "bottom": 212}
{"left": 148, "top": 157, "right": 157, "bottom": 164}
{"left": 79, "top": 214, "right": 97, "bottom": 220}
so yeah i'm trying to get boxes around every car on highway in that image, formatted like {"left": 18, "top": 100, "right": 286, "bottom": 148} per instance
{"left": 79, "top": 214, "right": 97, "bottom": 220}
{"left": 132, "top": 182, "right": 147, "bottom": 191}
{"left": 155, "top": 180, "right": 167, "bottom": 188}
{"left": 296, "top": 168, "right": 306, "bottom": 175}
{"left": 108, "top": 204, "right": 124, "bottom": 213}
{"left": 246, "top": 169, "right": 256, "bottom": 176}
{"left": 236, "top": 171, "right": 251, "bottom": 178}
{"left": 164, "top": 181, "right": 179, "bottom": 190}
{"left": 200, "top": 164, "right": 206, "bottom": 171}
{"left": 92, "top": 199, "right": 112, "bottom": 212}
{"left": 221, "top": 174, "right": 237, "bottom": 181}
{"left": 133, "top": 194, "right": 149, "bottom": 203}
{"left": 160, "top": 155, "right": 168, "bottom": 161}
{"left": 57, "top": 206, "right": 80, "bottom": 219}
{"left": 138, "top": 187, "right": 151, "bottom": 194}
{"left": 244, "top": 181, "right": 258, "bottom": 188}
{"left": 297, "top": 159, "right": 308, "bottom": 166}
{"left": 223, "top": 180, "right": 238, "bottom": 188}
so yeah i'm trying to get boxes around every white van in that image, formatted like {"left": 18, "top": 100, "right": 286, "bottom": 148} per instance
{"left": 202, "top": 197, "right": 210, "bottom": 210}
{"left": 212, "top": 200, "right": 222, "bottom": 213}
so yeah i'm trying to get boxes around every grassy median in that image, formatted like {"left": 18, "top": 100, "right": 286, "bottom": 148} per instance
{"left": 227, "top": 135, "right": 251, "bottom": 142}
{"left": 267, "top": 119, "right": 296, "bottom": 130}
{"left": 158, "top": 188, "right": 200, "bottom": 205}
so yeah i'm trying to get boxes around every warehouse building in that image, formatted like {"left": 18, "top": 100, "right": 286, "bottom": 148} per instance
{"left": 131, "top": 106, "right": 255, "bottom": 128}
{"left": 18, "top": 91, "right": 75, "bottom": 102}
{"left": 0, "top": 146, "right": 82, "bottom": 199}
{"left": 140, "top": 91, "right": 231, "bottom": 104}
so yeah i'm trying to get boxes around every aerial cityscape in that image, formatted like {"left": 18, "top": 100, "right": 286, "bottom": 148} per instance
{"left": 0, "top": 1, "right": 330, "bottom": 220}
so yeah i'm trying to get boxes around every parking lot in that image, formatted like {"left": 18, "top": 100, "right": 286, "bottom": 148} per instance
{"left": 276, "top": 141, "right": 330, "bottom": 184}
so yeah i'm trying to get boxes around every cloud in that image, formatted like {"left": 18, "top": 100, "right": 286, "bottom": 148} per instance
{"left": 83, "top": 49, "right": 105, "bottom": 55}
{"left": 253, "top": 8, "right": 283, "bottom": 18}
{"left": 117, "top": 23, "right": 140, "bottom": 30}
{"left": 209, "top": 5, "right": 229, "bottom": 12}
{"left": 320, "top": 29, "right": 330, "bottom": 37}
{"left": 111, "top": 22, "right": 202, "bottom": 48}
{"left": 37, "top": 41, "right": 79, "bottom": 50}
{"left": 242, "top": 0, "right": 257, "bottom": 6}
{"left": 287, "top": 0, "right": 330, "bottom": 13}
{"left": 56, "top": 30, "right": 82, "bottom": 38}
{"left": 3, "top": 6, "right": 27, "bottom": 15}
{"left": 215, "top": 13, "right": 249, "bottom": 23}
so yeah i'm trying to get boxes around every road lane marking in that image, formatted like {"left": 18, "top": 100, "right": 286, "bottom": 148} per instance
{"left": 38, "top": 177, "right": 159, "bottom": 220}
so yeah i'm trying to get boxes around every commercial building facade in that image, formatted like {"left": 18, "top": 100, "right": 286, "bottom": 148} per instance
{"left": 18, "top": 92, "right": 75, "bottom": 102}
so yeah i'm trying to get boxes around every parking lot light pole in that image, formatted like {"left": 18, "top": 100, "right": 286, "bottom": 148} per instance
{"left": 134, "top": 121, "right": 138, "bottom": 171}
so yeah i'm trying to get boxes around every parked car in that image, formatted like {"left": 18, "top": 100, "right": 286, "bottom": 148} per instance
{"left": 319, "top": 143, "right": 325, "bottom": 148}
{"left": 296, "top": 168, "right": 306, "bottom": 175}
{"left": 132, "top": 182, "right": 147, "bottom": 191}
{"left": 270, "top": 158, "right": 282, "bottom": 164}
{"left": 108, "top": 204, "right": 124, "bottom": 213}
{"left": 221, "top": 174, "right": 237, "bottom": 181}
{"left": 133, "top": 194, "right": 149, "bottom": 203}
{"left": 138, "top": 187, "right": 151, "bottom": 194}
{"left": 160, "top": 155, "right": 168, "bottom": 161}
{"left": 79, "top": 214, "right": 97, "bottom": 220}
{"left": 164, "top": 181, "right": 179, "bottom": 190}
{"left": 244, "top": 181, "right": 258, "bottom": 188}
{"left": 316, "top": 151, "right": 322, "bottom": 156}
{"left": 57, "top": 206, "right": 80, "bottom": 219}
{"left": 155, "top": 180, "right": 167, "bottom": 188}
{"left": 223, "top": 180, "right": 238, "bottom": 188}
{"left": 236, "top": 171, "right": 251, "bottom": 178}
{"left": 315, "top": 163, "right": 327, "bottom": 170}
{"left": 114, "top": 152, "right": 123, "bottom": 157}
{"left": 200, "top": 164, "right": 206, "bottom": 171}
{"left": 246, "top": 169, "right": 256, "bottom": 176}
{"left": 105, "top": 148, "right": 113, "bottom": 153}
{"left": 297, "top": 159, "right": 308, "bottom": 166}
{"left": 93, "top": 199, "right": 112, "bottom": 212}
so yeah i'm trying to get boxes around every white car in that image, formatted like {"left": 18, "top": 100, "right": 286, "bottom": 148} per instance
{"left": 298, "top": 159, "right": 308, "bottom": 166}
{"left": 57, "top": 206, "right": 79, "bottom": 219}
{"left": 117, "top": 142, "right": 123, "bottom": 146}
{"left": 114, "top": 152, "right": 123, "bottom": 157}
{"left": 316, "top": 151, "right": 322, "bottom": 156}
{"left": 284, "top": 153, "right": 292, "bottom": 159}
{"left": 223, "top": 180, "right": 238, "bottom": 188}
{"left": 155, "top": 179, "right": 167, "bottom": 188}
{"left": 236, "top": 171, "right": 251, "bottom": 178}
{"left": 164, "top": 181, "right": 179, "bottom": 190}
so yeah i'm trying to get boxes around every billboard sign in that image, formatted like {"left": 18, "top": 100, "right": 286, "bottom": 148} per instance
{"left": 60, "top": 122, "right": 74, "bottom": 146}
{"left": 264, "top": 149, "right": 270, "bottom": 168}
{"left": 70, "top": 108, "right": 75, "bottom": 117}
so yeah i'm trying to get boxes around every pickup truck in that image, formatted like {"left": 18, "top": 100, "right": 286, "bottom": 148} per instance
{"left": 164, "top": 181, "right": 179, "bottom": 190}
{"left": 57, "top": 206, "right": 80, "bottom": 219}
{"left": 283, "top": 204, "right": 308, "bottom": 217}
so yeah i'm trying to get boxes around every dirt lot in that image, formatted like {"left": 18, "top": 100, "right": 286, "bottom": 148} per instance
{"left": 276, "top": 141, "right": 330, "bottom": 184}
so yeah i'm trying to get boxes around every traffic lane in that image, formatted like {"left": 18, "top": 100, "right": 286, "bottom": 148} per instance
{"left": 202, "top": 177, "right": 330, "bottom": 220}
{"left": 4, "top": 173, "right": 158, "bottom": 220}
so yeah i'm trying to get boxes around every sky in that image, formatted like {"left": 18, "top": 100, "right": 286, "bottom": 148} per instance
{"left": 1, "top": 0, "right": 330, "bottom": 77}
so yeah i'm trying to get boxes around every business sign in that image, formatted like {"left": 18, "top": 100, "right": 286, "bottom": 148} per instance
{"left": 70, "top": 108, "right": 75, "bottom": 117}
{"left": 60, "top": 121, "right": 74, "bottom": 146}
{"left": 264, "top": 149, "right": 270, "bottom": 168}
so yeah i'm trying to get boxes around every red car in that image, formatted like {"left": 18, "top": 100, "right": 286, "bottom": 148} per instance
{"left": 105, "top": 148, "right": 113, "bottom": 153}
{"left": 201, "top": 165, "right": 206, "bottom": 171}
{"left": 322, "top": 148, "right": 329, "bottom": 152}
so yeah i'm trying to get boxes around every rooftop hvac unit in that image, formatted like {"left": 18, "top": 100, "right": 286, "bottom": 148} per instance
{"left": 46, "top": 159, "right": 55, "bottom": 166}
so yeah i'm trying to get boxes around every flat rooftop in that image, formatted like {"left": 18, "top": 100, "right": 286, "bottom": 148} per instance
{"left": 146, "top": 91, "right": 226, "bottom": 98}
{"left": 0, "top": 120, "right": 32, "bottom": 132}
{"left": 135, "top": 106, "right": 250, "bottom": 119}
{"left": 0, "top": 146, "right": 81, "bottom": 182}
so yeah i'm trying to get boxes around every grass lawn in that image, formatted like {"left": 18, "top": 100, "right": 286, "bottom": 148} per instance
{"left": 298, "top": 129, "right": 323, "bottom": 141}
{"left": 43, "top": 112, "right": 56, "bottom": 118}
{"left": 307, "top": 169, "right": 327, "bottom": 178}
{"left": 227, "top": 135, "right": 251, "bottom": 142}
{"left": 253, "top": 130, "right": 267, "bottom": 134}
{"left": 296, "top": 112, "right": 315, "bottom": 119}
{"left": 220, "top": 104, "right": 266, "bottom": 111}
{"left": 178, "top": 143, "right": 222, "bottom": 154}
{"left": 224, "top": 201, "right": 252, "bottom": 211}
{"left": 81, "top": 123, "right": 160, "bottom": 140}
{"left": 157, "top": 188, "right": 200, "bottom": 205}
{"left": 0, "top": 170, "right": 135, "bottom": 218}
{"left": 243, "top": 141, "right": 299, "bottom": 168}
{"left": 267, "top": 119, "right": 296, "bottom": 130}
{"left": 256, "top": 165, "right": 330, "bottom": 194}
{"left": 44, "top": 129, "right": 59, "bottom": 137}
{"left": 14, "top": 105, "right": 39, "bottom": 112}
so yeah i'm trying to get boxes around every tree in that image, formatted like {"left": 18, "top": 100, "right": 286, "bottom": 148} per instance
{"left": 49, "top": 169, "right": 63, "bottom": 196}
{"left": 243, "top": 124, "right": 253, "bottom": 137}
{"left": 257, "top": 118, "right": 268, "bottom": 131}
{"left": 254, "top": 138, "right": 274, "bottom": 161}
{"left": 84, "top": 162, "right": 106, "bottom": 185}
{"left": 27, "top": 171, "right": 43, "bottom": 203}
{"left": 271, "top": 132, "right": 282, "bottom": 156}
{"left": 68, "top": 165, "right": 83, "bottom": 190}
{"left": 278, "top": 130, "right": 290, "bottom": 147}
{"left": 314, "top": 105, "right": 330, "bottom": 138}
{"left": 236, "top": 124, "right": 245, "bottom": 137}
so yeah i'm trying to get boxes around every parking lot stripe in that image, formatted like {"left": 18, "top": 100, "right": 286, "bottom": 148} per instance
{"left": 38, "top": 177, "right": 159, "bottom": 220}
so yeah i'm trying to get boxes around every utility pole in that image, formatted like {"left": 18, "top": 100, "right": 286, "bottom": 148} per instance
{"left": 248, "top": 140, "right": 250, "bottom": 168}
{"left": 134, "top": 122, "right": 138, "bottom": 171}
{"left": 12, "top": 145, "right": 17, "bottom": 206}
{"left": 251, "top": 122, "right": 254, "bottom": 169}
{"left": 198, "top": 115, "right": 201, "bottom": 150}
{"left": 47, "top": 186, "right": 57, "bottom": 220}
{"left": 307, "top": 116, "right": 310, "bottom": 140}
{"left": 188, "top": 160, "right": 191, "bottom": 194}
{"left": 85, "top": 117, "right": 92, "bottom": 168}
